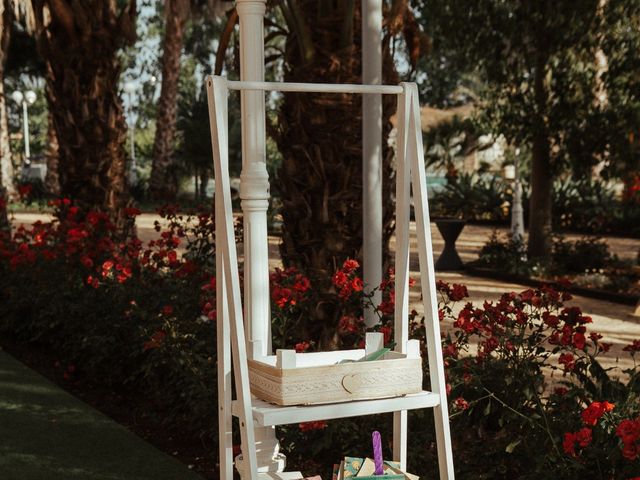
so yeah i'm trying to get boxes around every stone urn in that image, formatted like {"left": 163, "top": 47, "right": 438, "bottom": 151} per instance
{"left": 434, "top": 218, "right": 466, "bottom": 271}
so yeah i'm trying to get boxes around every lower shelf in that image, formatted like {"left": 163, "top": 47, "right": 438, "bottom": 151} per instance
{"left": 232, "top": 391, "right": 441, "bottom": 427}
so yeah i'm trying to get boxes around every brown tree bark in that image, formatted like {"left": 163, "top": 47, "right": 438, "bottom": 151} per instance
{"left": 0, "top": 0, "right": 15, "bottom": 212}
{"left": 149, "top": 0, "right": 190, "bottom": 201}
{"left": 527, "top": 50, "right": 553, "bottom": 259}
{"left": 32, "top": 0, "right": 137, "bottom": 235}
{"left": 43, "top": 107, "right": 60, "bottom": 195}
{"left": 274, "top": 1, "right": 399, "bottom": 347}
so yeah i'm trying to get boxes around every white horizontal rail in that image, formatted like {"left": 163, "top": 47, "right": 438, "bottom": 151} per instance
{"left": 223, "top": 78, "right": 403, "bottom": 95}
{"left": 232, "top": 391, "right": 440, "bottom": 426}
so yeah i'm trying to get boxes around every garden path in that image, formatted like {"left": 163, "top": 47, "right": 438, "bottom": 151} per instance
{"left": 0, "top": 349, "right": 204, "bottom": 480}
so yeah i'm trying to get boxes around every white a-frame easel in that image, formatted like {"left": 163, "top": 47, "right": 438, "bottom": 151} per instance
{"left": 207, "top": 75, "right": 455, "bottom": 480}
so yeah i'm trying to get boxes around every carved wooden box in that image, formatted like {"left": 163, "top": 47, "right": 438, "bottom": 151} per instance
{"left": 248, "top": 333, "right": 423, "bottom": 406}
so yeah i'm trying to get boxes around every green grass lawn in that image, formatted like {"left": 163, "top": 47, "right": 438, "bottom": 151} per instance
{"left": 0, "top": 350, "right": 204, "bottom": 480}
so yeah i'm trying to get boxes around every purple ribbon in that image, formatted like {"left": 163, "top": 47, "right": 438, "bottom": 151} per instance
{"left": 372, "top": 431, "right": 384, "bottom": 475}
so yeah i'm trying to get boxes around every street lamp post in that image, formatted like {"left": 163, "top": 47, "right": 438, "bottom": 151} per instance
{"left": 11, "top": 89, "right": 37, "bottom": 165}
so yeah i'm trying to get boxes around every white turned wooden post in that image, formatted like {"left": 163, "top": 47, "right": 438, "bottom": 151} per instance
{"left": 234, "top": 2, "right": 287, "bottom": 478}
{"left": 236, "top": 0, "right": 271, "bottom": 359}
{"left": 362, "top": 0, "right": 383, "bottom": 327}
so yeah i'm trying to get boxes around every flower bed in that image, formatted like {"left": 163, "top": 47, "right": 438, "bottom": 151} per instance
{"left": 0, "top": 203, "right": 639, "bottom": 479}
{"left": 472, "top": 232, "right": 640, "bottom": 303}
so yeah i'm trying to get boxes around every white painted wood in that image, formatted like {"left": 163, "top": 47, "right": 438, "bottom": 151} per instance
{"left": 237, "top": 0, "right": 271, "bottom": 361}
{"left": 233, "top": 391, "right": 441, "bottom": 427}
{"left": 226, "top": 80, "right": 403, "bottom": 95}
{"left": 362, "top": 0, "right": 384, "bottom": 327}
{"left": 257, "top": 472, "right": 304, "bottom": 480}
{"left": 249, "top": 356, "right": 422, "bottom": 405}
{"left": 406, "top": 339, "right": 421, "bottom": 359}
{"left": 407, "top": 83, "right": 456, "bottom": 479}
{"left": 393, "top": 85, "right": 412, "bottom": 471}
{"left": 208, "top": 75, "right": 259, "bottom": 480}
{"left": 394, "top": 86, "right": 412, "bottom": 355}
{"left": 212, "top": 78, "right": 234, "bottom": 480}
{"left": 253, "top": 349, "right": 365, "bottom": 367}
{"left": 394, "top": 410, "right": 408, "bottom": 470}
{"left": 208, "top": 74, "right": 455, "bottom": 479}
{"left": 276, "top": 349, "right": 296, "bottom": 369}
{"left": 365, "top": 332, "right": 384, "bottom": 355}
{"left": 236, "top": 2, "right": 287, "bottom": 477}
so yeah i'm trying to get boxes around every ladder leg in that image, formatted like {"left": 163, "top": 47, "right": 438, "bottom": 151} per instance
{"left": 393, "top": 410, "right": 408, "bottom": 469}
{"left": 393, "top": 86, "right": 411, "bottom": 472}
{"left": 216, "top": 142, "right": 234, "bottom": 479}
{"left": 406, "top": 83, "right": 455, "bottom": 480}
{"left": 208, "top": 75, "right": 259, "bottom": 479}
{"left": 217, "top": 260, "right": 233, "bottom": 479}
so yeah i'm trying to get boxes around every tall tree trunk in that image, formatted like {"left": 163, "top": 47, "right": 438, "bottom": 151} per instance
{"left": 0, "top": 0, "right": 12, "bottom": 230}
{"left": 528, "top": 50, "right": 553, "bottom": 259}
{"left": 32, "top": 0, "right": 136, "bottom": 235}
{"left": 0, "top": 0, "right": 15, "bottom": 217}
{"left": 149, "top": 0, "right": 190, "bottom": 201}
{"left": 274, "top": 0, "right": 398, "bottom": 347}
{"left": 43, "top": 107, "right": 60, "bottom": 195}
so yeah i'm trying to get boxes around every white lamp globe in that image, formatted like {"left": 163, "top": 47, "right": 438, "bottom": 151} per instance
{"left": 24, "top": 90, "right": 37, "bottom": 105}
{"left": 11, "top": 90, "right": 24, "bottom": 104}
{"left": 123, "top": 81, "right": 136, "bottom": 94}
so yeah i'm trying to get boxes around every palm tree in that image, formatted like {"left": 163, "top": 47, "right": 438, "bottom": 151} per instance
{"left": 31, "top": 0, "right": 136, "bottom": 234}
{"left": 1, "top": 0, "right": 15, "bottom": 223}
{"left": 43, "top": 109, "right": 59, "bottom": 195}
{"left": 148, "top": 0, "right": 191, "bottom": 201}
{"left": 271, "top": 0, "right": 427, "bottom": 345}
{"left": 150, "top": 0, "right": 229, "bottom": 201}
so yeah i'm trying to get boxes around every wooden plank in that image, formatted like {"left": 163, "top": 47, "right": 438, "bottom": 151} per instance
{"left": 233, "top": 391, "right": 440, "bottom": 427}
{"left": 208, "top": 76, "right": 234, "bottom": 480}
{"left": 407, "top": 83, "right": 455, "bottom": 479}
{"left": 393, "top": 84, "right": 412, "bottom": 470}
{"left": 248, "top": 357, "right": 422, "bottom": 405}
{"left": 208, "top": 75, "right": 259, "bottom": 479}
{"left": 252, "top": 349, "right": 366, "bottom": 368}
{"left": 226, "top": 80, "right": 403, "bottom": 95}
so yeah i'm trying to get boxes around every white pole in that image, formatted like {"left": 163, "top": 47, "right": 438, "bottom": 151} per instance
{"left": 22, "top": 101, "right": 30, "bottom": 160}
{"left": 362, "top": 0, "right": 383, "bottom": 327}
{"left": 236, "top": 0, "right": 270, "bottom": 359}
{"left": 511, "top": 149, "right": 525, "bottom": 242}
{"left": 234, "top": 1, "right": 287, "bottom": 478}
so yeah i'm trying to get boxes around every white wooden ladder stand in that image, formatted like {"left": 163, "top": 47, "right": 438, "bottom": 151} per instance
{"left": 206, "top": 76, "right": 455, "bottom": 480}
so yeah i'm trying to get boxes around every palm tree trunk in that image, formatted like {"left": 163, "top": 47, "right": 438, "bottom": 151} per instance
{"left": 44, "top": 108, "right": 60, "bottom": 195}
{"left": 149, "top": 0, "right": 190, "bottom": 201}
{"left": 274, "top": 0, "right": 398, "bottom": 347}
{"left": 32, "top": 0, "right": 136, "bottom": 235}
{"left": 1, "top": 0, "right": 15, "bottom": 216}
{"left": 527, "top": 49, "right": 553, "bottom": 259}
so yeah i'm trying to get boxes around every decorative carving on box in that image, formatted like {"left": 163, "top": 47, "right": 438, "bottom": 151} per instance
{"left": 247, "top": 334, "right": 423, "bottom": 406}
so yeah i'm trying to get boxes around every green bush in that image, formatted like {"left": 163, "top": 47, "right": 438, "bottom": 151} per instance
{"left": 1, "top": 206, "right": 640, "bottom": 479}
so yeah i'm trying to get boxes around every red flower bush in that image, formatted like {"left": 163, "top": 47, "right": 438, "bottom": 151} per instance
{"left": 3, "top": 204, "right": 640, "bottom": 479}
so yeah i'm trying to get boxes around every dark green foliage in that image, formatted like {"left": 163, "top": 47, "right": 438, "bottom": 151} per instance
{"left": 430, "top": 173, "right": 510, "bottom": 221}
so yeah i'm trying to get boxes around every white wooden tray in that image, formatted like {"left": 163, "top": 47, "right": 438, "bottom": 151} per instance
{"left": 248, "top": 333, "right": 423, "bottom": 406}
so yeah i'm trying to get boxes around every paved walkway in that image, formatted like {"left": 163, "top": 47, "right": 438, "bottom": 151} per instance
{"left": 0, "top": 350, "right": 203, "bottom": 480}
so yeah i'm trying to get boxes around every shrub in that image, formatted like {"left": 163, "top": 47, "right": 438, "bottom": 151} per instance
{"left": 1, "top": 206, "right": 640, "bottom": 479}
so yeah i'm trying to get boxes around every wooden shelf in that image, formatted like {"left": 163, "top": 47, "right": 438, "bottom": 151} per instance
{"left": 233, "top": 391, "right": 441, "bottom": 427}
